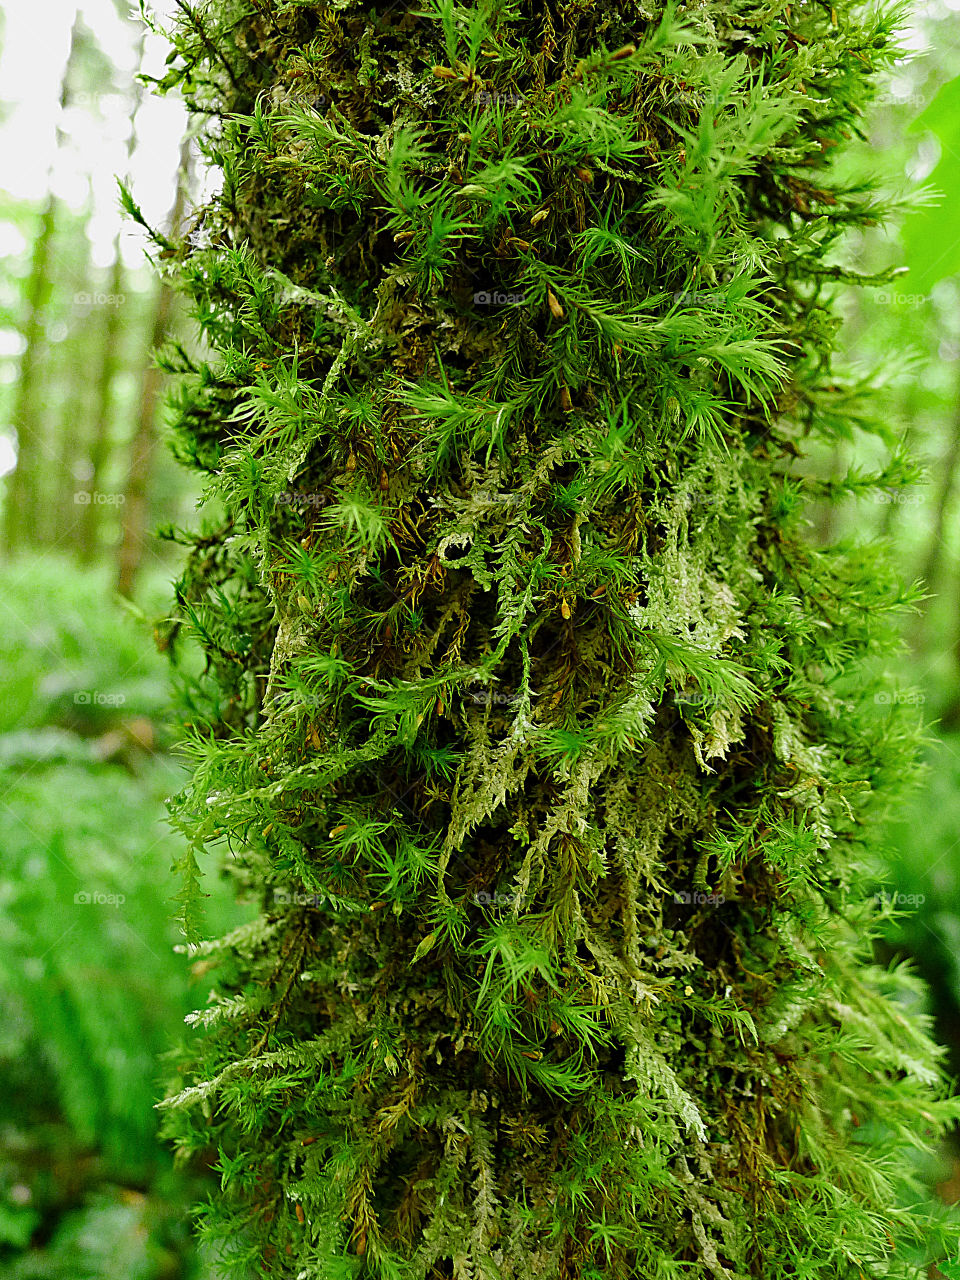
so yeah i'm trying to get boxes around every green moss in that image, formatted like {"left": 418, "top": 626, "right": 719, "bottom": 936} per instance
{"left": 147, "top": 0, "right": 959, "bottom": 1275}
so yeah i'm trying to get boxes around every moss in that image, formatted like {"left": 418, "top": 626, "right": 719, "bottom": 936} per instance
{"left": 148, "top": 0, "right": 959, "bottom": 1276}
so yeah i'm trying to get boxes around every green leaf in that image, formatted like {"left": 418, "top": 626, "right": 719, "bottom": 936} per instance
{"left": 901, "top": 72, "right": 960, "bottom": 288}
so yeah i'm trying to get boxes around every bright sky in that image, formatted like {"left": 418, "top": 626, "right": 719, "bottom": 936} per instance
{"left": 0, "top": 0, "right": 187, "bottom": 473}
{"left": 0, "top": 0, "right": 186, "bottom": 269}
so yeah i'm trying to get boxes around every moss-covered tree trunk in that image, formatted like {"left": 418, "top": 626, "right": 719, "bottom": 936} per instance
{"left": 153, "top": 2, "right": 959, "bottom": 1277}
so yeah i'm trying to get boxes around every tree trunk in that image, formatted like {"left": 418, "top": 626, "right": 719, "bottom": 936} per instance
{"left": 76, "top": 251, "right": 127, "bottom": 561}
{"left": 78, "top": 32, "right": 146, "bottom": 564}
{"left": 154, "top": 5, "right": 959, "bottom": 1276}
{"left": 51, "top": 205, "right": 96, "bottom": 545}
{"left": 115, "top": 138, "right": 191, "bottom": 597}
{"left": 917, "top": 363, "right": 960, "bottom": 606}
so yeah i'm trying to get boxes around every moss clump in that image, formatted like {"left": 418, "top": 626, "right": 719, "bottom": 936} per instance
{"left": 148, "top": 1, "right": 959, "bottom": 1276}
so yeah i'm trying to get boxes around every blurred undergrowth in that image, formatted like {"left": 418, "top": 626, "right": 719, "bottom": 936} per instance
{"left": 0, "top": 555, "right": 250, "bottom": 1279}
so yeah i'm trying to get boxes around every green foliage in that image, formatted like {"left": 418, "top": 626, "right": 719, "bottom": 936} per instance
{"left": 0, "top": 558, "right": 245, "bottom": 1278}
{"left": 901, "top": 70, "right": 960, "bottom": 289}
{"left": 148, "top": 0, "right": 960, "bottom": 1277}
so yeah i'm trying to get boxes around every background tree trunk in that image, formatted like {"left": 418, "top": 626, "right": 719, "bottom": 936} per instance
{"left": 116, "top": 137, "right": 191, "bottom": 597}
{"left": 918, "top": 364, "right": 960, "bottom": 605}
{"left": 78, "top": 39, "right": 145, "bottom": 564}
{"left": 50, "top": 199, "right": 95, "bottom": 548}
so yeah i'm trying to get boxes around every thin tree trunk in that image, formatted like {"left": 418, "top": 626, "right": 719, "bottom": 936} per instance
{"left": 115, "top": 138, "right": 190, "bottom": 596}
{"left": 926, "top": 367, "right": 960, "bottom": 729}
{"left": 77, "top": 251, "right": 127, "bottom": 561}
{"left": 816, "top": 442, "right": 844, "bottom": 544}
{"left": 78, "top": 32, "right": 146, "bottom": 564}
{"left": 917, "top": 363, "right": 960, "bottom": 603}
{"left": 52, "top": 219, "right": 95, "bottom": 535}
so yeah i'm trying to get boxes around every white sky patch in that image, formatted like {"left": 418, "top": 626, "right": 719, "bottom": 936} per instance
{"left": 0, "top": 221, "right": 27, "bottom": 258}
{"left": 0, "top": 330, "right": 27, "bottom": 358}
{"left": 0, "top": 0, "right": 188, "bottom": 269}
{"left": 0, "top": 435, "right": 15, "bottom": 475}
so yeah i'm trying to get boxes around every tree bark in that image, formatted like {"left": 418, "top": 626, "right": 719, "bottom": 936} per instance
{"left": 76, "top": 251, "right": 127, "bottom": 561}
{"left": 48, "top": 203, "right": 95, "bottom": 545}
